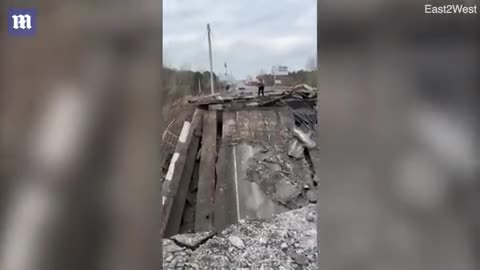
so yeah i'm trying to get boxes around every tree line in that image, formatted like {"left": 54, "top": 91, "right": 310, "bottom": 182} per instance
{"left": 162, "top": 58, "right": 318, "bottom": 101}
{"left": 162, "top": 67, "right": 221, "bottom": 99}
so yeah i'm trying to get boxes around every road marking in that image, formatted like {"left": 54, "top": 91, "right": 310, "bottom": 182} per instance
{"left": 165, "top": 152, "right": 180, "bottom": 181}
{"left": 232, "top": 146, "right": 241, "bottom": 221}
{"left": 178, "top": 121, "right": 191, "bottom": 143}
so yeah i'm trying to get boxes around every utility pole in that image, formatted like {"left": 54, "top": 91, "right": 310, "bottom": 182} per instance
{"left": 198, "top": 78, "right": 202, "bottom": 96}
{"left": 224, "top": 62, "right": 228, "bottom": 92}
{"left": 272, "top": 66, "right": 277, "bottom": 86}
{"left": 207, "top": 24, "right": 214, "bottom": 95}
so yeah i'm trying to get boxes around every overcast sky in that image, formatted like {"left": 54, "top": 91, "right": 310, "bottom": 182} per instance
{"left": 163, "top": 0, "right": 316, "bottom": 79}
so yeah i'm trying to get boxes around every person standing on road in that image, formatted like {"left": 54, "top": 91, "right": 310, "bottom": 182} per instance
{"left": 258, "top": 79, "right": 265, "bottom": 97}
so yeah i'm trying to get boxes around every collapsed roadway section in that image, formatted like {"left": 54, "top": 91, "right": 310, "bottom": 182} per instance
{"left": 159, "top": 85, "right": 319, "bottom": 238}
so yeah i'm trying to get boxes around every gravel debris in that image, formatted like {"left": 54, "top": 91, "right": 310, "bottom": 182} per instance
{"left": 163, "top": 204, "right": 317, "bottom": 269}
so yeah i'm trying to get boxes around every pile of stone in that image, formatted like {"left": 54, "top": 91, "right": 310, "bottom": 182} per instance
{"left": 163, "top": 204, "right": 317, "bottom": 270}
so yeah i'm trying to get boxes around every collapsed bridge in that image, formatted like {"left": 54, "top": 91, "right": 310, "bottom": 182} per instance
{"left": 159, "top": 85, "right": 319, "bottom": 238}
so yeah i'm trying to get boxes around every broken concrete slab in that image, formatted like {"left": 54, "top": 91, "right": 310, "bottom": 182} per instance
{"left": 291, "top": 84, "right": 318, "bottom": 98}
{"left": 245, "top": 144, "right": 314, "bottom": 209}
{"left": 292, "top": 126, "right": 316, "bottom": 149}
{"left": 163, "top": 239, "right": 185, "bottom": 254}
{"left": 170, "top": 231, "right": 216, "bottom": 249}
{"left": 275, "top": 180, "right": 302, "bottom": 205}
{"left": 288, "top": 138, "right": 305, "bottom": 158}
{"left": 228, "top": 235, "right": 245, "bottom": 249}
{"left": 234, "top": 143, "right": 285, "bottom": 220}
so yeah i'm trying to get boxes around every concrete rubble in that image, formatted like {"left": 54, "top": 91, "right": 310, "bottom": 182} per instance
{"left": 287, "top": 139, "right": 305, "bottom": 159}
{"left": 163, "top": 204, "right": 318, "bottom": 270}
{"left": 245, "top": 140, "right": 315, "bottom": 210}
{"left": 187, "top": 84, "right": 317, "bottom": 106}
{"left": 292, "top": 126, "right": 316, "bottom": 149}
{"left": 288, "top": 126, "right": 316, "bottom": 159}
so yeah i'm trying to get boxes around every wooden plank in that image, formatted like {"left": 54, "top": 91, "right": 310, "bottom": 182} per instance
{"left": 164, "top": 134, "right": 201, "bottom": 237}
{"left": 213, "top": 111, "right": 237, "bottom": 232}
{"left": 160, "top": 109, "right": 202, "bottom": 238}
{"left": 195, "top": 110, "right": 217, "bottom": 232}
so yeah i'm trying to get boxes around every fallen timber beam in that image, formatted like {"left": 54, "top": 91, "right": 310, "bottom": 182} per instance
{"left": 160, "top": 109, "right": 203, "bottom": 238}
{"left": 213, "top": 111, "right": 238, "bottom": 232}
{"left": 164, "top": 112, "right": 203, "bottom": 237}
{"left": 195, "top": 109, "right": 218, "bottom": 232}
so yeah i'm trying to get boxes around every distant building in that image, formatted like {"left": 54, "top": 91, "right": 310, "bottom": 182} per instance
{"left": 272, "top": 66, "right": 290, "bottom": 85}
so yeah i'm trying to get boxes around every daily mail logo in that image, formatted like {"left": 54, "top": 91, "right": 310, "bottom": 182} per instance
{"left": 8, "top": 8, "right": 37, "bottom": 36}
